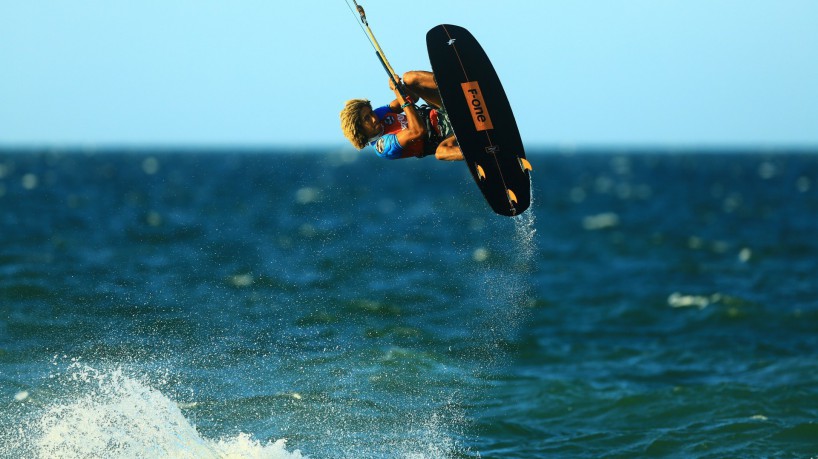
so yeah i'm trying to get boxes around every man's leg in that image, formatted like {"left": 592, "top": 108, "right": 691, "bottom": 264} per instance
{"left": 402, "top": 71, "right": 443, "bottom": 108}
{"left": 435, "top": 135, "right": 464, "bottom": 161}
{"left": 402, "top": 71, "right": 462, "bottom": 161}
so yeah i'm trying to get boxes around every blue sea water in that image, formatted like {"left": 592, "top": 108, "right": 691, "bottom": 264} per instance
{"left": 1, "top": 149, "right": 817, "bottom": 458}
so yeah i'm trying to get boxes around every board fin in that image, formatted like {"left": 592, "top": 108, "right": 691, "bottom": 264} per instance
{"left": 476, "top": 164, "right": 486, "bottom": 181}
{"left": 507, "top": 188, "right": 518, "bottom": 205}
{"left": 519, "top": 158, "right": 533, "bottom": 172}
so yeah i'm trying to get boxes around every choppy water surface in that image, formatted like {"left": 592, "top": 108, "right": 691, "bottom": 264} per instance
{"left": 1, "top": 149, "right": 817, "bottom": 458}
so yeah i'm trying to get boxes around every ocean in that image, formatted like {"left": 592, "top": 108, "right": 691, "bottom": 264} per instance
{"left": 1, "top": 149, "right": 817, "bottom": 458}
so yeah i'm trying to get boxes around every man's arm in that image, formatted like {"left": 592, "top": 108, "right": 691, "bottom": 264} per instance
{"left": 388, "top": 99, "right": 402, "bottom": 113}
{"left": 389, "top": 83, "right": 426, "bottom": 147}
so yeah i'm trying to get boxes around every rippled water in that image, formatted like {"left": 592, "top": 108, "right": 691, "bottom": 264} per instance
{"left": 1, "top": 149, "right": 817, "bottom": 458}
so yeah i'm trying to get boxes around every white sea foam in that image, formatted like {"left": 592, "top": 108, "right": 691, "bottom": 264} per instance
{"left": 668, "top": 292, "right": 711, "bottom": 310}
{"left": 668, "top": 292, "right": 724, "bottom": 310}
{"left": 6, "top": 364, "right": 306, "bottom": 459}
{"left": 582, "top": 212, "right": 619, "bottom": 230}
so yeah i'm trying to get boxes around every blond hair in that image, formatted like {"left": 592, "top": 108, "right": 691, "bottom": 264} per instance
{"left": 340, "top": 99, "right": 372, "bottom": 150}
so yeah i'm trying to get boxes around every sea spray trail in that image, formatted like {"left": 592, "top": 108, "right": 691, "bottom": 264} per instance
{"left": 472, "top": 185, "right": 537, "bottom": 373}
{"left": 485, "top": 209, "right": 537, "bottom": 345}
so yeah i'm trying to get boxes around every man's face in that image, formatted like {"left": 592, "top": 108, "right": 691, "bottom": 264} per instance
{"left": 359, "top": 106, "right": 382, "bottom": 138}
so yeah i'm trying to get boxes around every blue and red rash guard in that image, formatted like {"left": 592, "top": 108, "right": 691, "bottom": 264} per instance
{"left": 368, "top": 105, "right": 441, "bottom": 159}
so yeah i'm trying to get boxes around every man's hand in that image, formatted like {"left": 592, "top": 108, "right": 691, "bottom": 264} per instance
{"left": 388, "top": 75, "right": 401, "bottom": 92}
{"left": 389, "top": 76, "right": 411, "bottom": 104}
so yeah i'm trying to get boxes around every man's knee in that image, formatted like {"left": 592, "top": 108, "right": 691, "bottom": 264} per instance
{"left": 402, "top": 71, "right": 420, "bottom": 87}
{"left": 403, "top": 71, "right": 435, "bottom": 89}
{"left": 435, "top": 141, "right": 465, "bottom": 161}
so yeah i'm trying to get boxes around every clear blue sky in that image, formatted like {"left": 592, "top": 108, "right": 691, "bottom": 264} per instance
{"left": 2, "top": 1, "right": 817, "bottom": 149}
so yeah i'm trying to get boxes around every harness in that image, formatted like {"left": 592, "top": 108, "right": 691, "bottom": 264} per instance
{"left": 415, "top": 104, "right": 447, "bottom": 158}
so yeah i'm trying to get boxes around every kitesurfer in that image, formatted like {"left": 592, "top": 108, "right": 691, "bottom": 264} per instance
{"left": 340, "top": 71, "right": 464, "bottom": 161}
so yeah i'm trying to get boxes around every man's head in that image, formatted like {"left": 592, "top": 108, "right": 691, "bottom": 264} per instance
{"left": 340, "top": 99, "right": 382, "bottom": 150}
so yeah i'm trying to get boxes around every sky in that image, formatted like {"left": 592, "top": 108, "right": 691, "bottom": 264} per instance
{"left": 2, "top": 0, "right": 817, "bottom": 149}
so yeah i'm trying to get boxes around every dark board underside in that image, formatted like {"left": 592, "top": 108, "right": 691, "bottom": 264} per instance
{"left": 426, "top": 24, "right": 531, "bottom": 217}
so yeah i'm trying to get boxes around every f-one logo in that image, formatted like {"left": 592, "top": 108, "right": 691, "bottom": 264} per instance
{"left": 461, "top": 81, "right": 494, "bottom": 131}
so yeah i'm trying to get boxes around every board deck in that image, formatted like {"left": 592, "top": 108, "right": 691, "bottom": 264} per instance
{"left": 426, "top": 24, "right": 531, "bottom": 217}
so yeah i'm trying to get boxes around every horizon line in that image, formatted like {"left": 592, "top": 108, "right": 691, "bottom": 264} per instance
{"left": 1, "top": 143, "right": 817, "bottom": 155}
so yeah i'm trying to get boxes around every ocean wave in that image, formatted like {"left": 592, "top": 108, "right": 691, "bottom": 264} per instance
{"left": 3, "top": 363, "right": 306, "bottom": 459}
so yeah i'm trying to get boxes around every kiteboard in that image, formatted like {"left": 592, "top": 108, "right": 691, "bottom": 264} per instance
{"left": 426, "top": 24, "right": 532, "bottom": 217}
